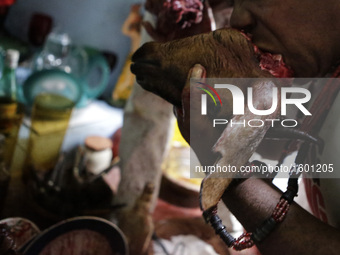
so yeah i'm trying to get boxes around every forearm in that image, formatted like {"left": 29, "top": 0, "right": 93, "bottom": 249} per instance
{"left": 222, "top": 178, "right": 340, "bottom": 255}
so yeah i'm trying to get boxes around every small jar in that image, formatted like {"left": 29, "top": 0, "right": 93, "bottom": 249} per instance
{"left": 84, "top": 136, "right": 113, "bottom": 175}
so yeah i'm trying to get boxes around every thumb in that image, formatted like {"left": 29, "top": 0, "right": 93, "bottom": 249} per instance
{"left": 175, "top": 64, "right": 205, "bottom": 120}
{"left": 174, "top": 64, "right": 206, "bottom": 144}
{"left": 180, "top": 64, "right": 206, "bottom": 116}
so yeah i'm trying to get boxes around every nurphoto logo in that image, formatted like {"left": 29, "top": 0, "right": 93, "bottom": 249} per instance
{"left": 199, "top": 83, "right": 311, "bottom": 116}
{"left": 196, "top": 79, "right": 312, "bottom": 129}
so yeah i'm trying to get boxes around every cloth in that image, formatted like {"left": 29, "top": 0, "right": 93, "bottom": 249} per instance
{"left": 153, "top": 235, "right": 218, "bottom": 255}
{"left": 304, "top": 90, "right": 340, "bottom": 228}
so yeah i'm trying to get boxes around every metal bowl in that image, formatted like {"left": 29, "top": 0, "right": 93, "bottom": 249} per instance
{"left": 23, "top": 216, "right": 128, "bottom": 255}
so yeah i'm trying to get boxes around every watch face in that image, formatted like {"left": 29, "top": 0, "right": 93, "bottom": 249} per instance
{"left": 23, "top": 69, "right": 83, "bottom": 107}
{"left": 23, "top": 217, "right": 128, "bottom": 255}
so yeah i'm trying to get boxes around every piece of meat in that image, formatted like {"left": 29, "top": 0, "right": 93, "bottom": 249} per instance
{"left": 145, "top": 0, "right": 203, "bottom": 33}
{"left": 143, "top": 0, "right": 214, "bottom": 42}
{"left": 131, "top": 28, "right": 293, "bottom": 212}
{"left": 0, "top": 224, "right": 17, "bottom": 255}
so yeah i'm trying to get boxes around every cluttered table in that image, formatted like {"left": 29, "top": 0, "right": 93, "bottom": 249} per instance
{"left": 0, "top": 97, "right": 237, "bottom": 255}
{"left": 0, "top": 8, "right": 260, "bottom": 254}
{"left": 0, "top": 85, "right": 243, "bottom": 255}
{"left": 0, "top": 23, "right": 125, "bottom": 224}
{"left": 0, "top": 27, "right": 227, "bottom": 255}
{"left": 1, "top": 100, "right": 123, "bottom": 226}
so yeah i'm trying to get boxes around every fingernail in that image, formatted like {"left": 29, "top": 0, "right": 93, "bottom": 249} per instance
{"left": 191, "top": 64, "right": 203, "bottom": 78}
{"left": 173, "top": 106, "right": 178, "bottom": 118}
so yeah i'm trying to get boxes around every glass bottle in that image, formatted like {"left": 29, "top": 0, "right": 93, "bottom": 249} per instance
{"left": 0, "top": 49, "right": 19, "bottom": 101}
{"left": 0, "top": 49, "right": 22, "bottom": 169}
{"left": 32, "top": 31, "right": 87, "bottom": 78}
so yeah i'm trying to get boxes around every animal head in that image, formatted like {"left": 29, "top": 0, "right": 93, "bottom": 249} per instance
{"left": 131, "top": 28, "right": 276, "bottom": 107}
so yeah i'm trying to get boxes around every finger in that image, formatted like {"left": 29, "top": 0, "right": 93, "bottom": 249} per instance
{"left": 175, "top": 64, "right": 206, "bottom": 142}
{"left": 181, "top": 64, "right": 206, "bottom": 116}
{"left": 174, "top": 64, "right": 206, "bottom": 118}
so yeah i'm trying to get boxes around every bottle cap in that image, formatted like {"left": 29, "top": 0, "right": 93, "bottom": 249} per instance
{"left": 85, "top": 136, "right": 113, "bottom": 151}
{"left": 5, "top": 49, "right": 20, "bottom": 69}
{"left": 84, "top": 136, "right": 113, "bottom": 175}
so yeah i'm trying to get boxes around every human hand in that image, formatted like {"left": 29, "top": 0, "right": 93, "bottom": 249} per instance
{"left": 122, "top": 4, "right": 142, "bottom": 38}
{"left": 174, "top": 64, "right": 224, "bottom": 166}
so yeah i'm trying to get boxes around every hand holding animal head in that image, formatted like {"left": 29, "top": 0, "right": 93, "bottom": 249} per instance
{"left": 131, "top": 28, "right": 294, "bottom": 211}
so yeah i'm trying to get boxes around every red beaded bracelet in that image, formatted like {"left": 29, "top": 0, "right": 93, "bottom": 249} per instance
{"left": 202, "top": 142, "right": 310, "bottom": 251}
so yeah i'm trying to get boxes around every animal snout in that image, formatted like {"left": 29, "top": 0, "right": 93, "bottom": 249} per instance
{"left": 130, "top": 41, "right": 184, "bottom": 106}
{"left": 131, "top": 42, "right": 161, "bottom": 66}
{"left": 130, "top": 42, "right": 163, "bottom": 83}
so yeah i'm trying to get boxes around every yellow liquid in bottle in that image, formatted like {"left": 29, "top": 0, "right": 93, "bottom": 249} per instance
{"left": 27, "top": 93, "right": 74, "bottom": 173}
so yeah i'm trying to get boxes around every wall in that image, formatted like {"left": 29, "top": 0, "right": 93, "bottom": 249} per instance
{"left": 5, "top": 0, "right": 142, "bottom": 98}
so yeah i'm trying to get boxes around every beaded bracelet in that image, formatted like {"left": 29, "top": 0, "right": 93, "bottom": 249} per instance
{"left": 202, "top": 142, "right": 310, "bottom": 251}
